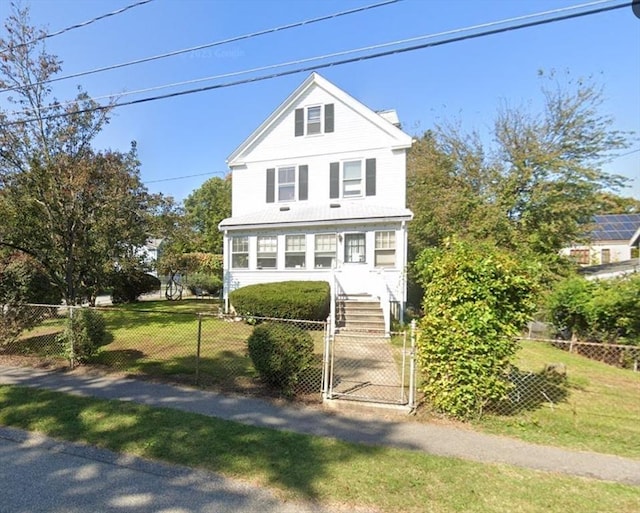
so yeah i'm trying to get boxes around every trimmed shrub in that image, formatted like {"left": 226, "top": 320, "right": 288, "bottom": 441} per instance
{"left": 229, "top": 281, "right": 330, "bottom": 320}
{"left": 185, "top": 272, "right": 222, "bottom": 296}
{"left": 59, "top": 308, "right": 107, "bottom": 364}
{"left": 110, "top": 270, "right": 161, "bottom": 304}
{"left": 247, "top": 322, "right": 314, "bottom": 395}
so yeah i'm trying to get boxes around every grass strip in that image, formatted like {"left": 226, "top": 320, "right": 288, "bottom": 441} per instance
{"left": 0, "top": 385, "right": 638, "bottom": 513}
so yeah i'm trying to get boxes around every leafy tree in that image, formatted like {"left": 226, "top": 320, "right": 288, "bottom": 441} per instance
{"left": 407, "top": 72, "right": 630, "bottom": 263}
{"left": 592, "top": 192, "right": 640, "bottom": 214}
{"left": 414, "top": 238, "right": 540, "bottom": 419}
{"left": 183, "top": 176, "right": 231, "bottom": 254}
{"left": 0, "top": 6, "right": 168, "bottom": 304}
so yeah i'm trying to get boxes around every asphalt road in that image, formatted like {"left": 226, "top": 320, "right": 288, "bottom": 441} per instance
{"left": 0, "top": 426, "right": 334, "bottom": 513}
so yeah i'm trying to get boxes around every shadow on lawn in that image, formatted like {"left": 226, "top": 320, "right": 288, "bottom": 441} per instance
{"left": 491, "top": 366, "right": 570, "bottom": 415}
{"left": 0, "top": 385, "right": 386, "bottom": 501}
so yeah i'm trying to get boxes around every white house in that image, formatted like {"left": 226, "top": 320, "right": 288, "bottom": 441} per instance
{"left": 561, "top": 214, "right": 640, "bottom": 265}
{"left": 219, "top": 73, "right": 413, "bottom": 333}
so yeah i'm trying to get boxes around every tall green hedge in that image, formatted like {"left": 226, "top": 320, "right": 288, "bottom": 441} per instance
{"left": 229, "top": 281, "right": 330, "bottom": 320}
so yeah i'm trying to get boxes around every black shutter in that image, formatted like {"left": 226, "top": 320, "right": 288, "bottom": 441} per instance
{"left": 365, "top": 158, "right": 376, "bottom": 196}
{"left": 266, "top": 168, "right": 275, "bottom": 203}
{"left": 294, "top": 108, "right": 304, "bottom": 137}
{"left": 298, "top": 165, "right": 308, "bottom": 201}
{"left": 324, "top": 103, "right": 334, "bottom": 133}
{"left": 329, "top": 162, "right": 339, "bottom": 199}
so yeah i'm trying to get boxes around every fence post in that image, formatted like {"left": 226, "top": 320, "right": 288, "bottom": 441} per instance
{"left": 68, "top": 306, "right": 75, "bottom": 370}
{"left": 409, "top": 319, "right": 417, "bottom": 410}
{"left": 322, "top": 315, "right": 332, "bottom": 399}
{"left": 195, "top": 314, "right": 202, "bottom": 386}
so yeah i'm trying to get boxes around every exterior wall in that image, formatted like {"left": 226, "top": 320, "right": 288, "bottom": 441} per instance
{"left": 222, "top": 221, "right": 408, "bottom": 303}
{"left": 230, "top": 85, "right": 408, "bottom": 217}
{"left": 561, "top": 241, "right": 633, "bottom": 265}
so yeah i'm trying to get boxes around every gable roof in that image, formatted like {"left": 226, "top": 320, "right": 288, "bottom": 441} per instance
{"left": 227, "top": 72, "right": 413, "bottom": 166}
{"left": 592, "top": 214, "right": 640, "bottom": 243}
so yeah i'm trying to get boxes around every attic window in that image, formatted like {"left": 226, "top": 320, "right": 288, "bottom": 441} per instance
{"left": 307, "top": 106, "right": 321, "bottom": 135}
{"left": 295, "top": 104, "right": 334, "bottom": 136}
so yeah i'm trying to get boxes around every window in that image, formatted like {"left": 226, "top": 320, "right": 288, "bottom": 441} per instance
{"left": 257, "top": 236, "right": 277, "bottom": 269}
{"left": 569, "top": 249, "right": 590, "bottom": 265}
{"left": 375, "top": 231, "right": 396, "bottom": 268}
{"left": 307, "top": 106, "right": 321, "bottom": 135}
{"left": 295, "top": 104, "right": 334, "bottom": 136}
{"left": 329, "top": 158, "right": 376, "bottom": 199}
{"left": 344, "top": 233, "right": 366, "bottom": 263}
{"left": 343, "top": 161, "right": 362, "bottom": 198}
{"left": 314, "top": 234, "right": 336, "bottom": 268}
{"left": 278, "top": 166, "right": 295, "bottom": 202}
{"left": 601, "top": 248, "right": 611, "bottom": 264}
{"left": 267, "top": 165, "right": 308, "bottom": 203}
{"left": 231, "top": 236, "right": 248, "bottom": 269}
{"left": 285, "top": 235, "right": 306, "bottom": 268}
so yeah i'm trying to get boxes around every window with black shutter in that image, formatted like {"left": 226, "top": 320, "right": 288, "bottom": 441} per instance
{"left": 298, "top": 165, "right": 308, "bottom": 201}
{"left": 266, "top": 168, "right": 275, "bottom": 203}
{"left": 365, "top": 158, "right": 376, "bottom": 196}
{"left": 329, "top": 162, "right": 339, "bottom": 199}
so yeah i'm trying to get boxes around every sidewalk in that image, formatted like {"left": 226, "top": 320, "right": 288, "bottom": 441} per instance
{"left": 1, "top": 364, "right": 639, "bottom": 486}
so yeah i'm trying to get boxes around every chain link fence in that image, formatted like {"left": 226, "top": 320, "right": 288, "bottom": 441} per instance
{"left": 0, "top": 303, "right": 326, "bottom": 401}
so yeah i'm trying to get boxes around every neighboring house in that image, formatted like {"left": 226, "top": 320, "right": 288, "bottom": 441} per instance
{"left": 138, "top": 238, "right": 164, "bottom": 276}
{"left": 561, "top": 214, "right": 640, "bottom": 266}
{"left": 219, "top": 73, "right": 413, "bottom": 334}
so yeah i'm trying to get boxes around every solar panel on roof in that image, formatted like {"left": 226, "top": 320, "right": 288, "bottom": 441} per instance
{"left": 592, "top": 214, "right": 640, "bottom": 241}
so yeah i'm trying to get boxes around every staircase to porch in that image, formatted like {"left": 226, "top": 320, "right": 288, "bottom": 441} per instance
{"left": 336, "top": 294, "right": 385, "bottom": 333}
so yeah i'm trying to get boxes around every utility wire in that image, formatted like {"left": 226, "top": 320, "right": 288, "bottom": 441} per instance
{"left": 5, "top": 0, "right": 155, "bottom": 50}
{"left": 29, "top": 0, "right": 619, "bottom": 112}
{"left": 146, "top": 171, "right": 228, "bottom": 184}
{"left": 0, "top": 0, "right": 632, "bottom": 128}
{"left": 0, "top": 0, "right": 402, "bottom": 95}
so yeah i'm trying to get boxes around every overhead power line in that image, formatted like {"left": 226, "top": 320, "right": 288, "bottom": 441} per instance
{"left": 0, "top": 0, "right": 402, "bottom": 95}
{"left": 35, "top": 0, "right": 620, "bottom": 112}
{"left": 0, "top": 0, "right": 632, "bottom": 128}
{"left": 145, "top": 171, "right": 228, "bottom": 184}
{"left": 5, "top": 0, "right": 155, "bottom": 50}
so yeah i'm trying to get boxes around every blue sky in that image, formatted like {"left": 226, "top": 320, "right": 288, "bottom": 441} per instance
{"left": 1, "top": 0, "right": 638, "bottom": 202}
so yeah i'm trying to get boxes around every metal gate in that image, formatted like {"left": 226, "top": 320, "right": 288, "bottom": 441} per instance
{"left": 322, "top": 320, "right": 417, "bottom": 409}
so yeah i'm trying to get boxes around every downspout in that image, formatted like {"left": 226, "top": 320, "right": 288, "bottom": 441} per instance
{"left": 401, "top": 220, "right": 407, "bottom": 325}
{"left": 224, "top": 229, "right": 230, "bottom": 313}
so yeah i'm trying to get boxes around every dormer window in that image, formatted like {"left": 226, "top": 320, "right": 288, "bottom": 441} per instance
{"left": 295, "top": 103, "right": 334, "bottom": 137}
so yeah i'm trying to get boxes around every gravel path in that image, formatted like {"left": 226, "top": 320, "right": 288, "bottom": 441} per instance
{"left": 1, "top": 364, "right": 639, "bottom": 486}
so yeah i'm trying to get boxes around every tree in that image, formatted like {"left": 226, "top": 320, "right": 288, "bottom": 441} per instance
{"left": 407, "top": 72, "right": 630, "bottom": 263}
{"left": 183, "top": 175, "right": 232, "bottom": 254}
{"left": 592, "top": 192, "right": 640, "bottom": 214}
{"left": 0, "top": 5, "right": 167, "bottom": 304}
{"left": 414, "top": 238, "right": 540, "bottom": 419}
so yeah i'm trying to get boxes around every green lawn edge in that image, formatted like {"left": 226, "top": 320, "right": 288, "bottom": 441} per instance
{"left": 1, "top": 385, "right": 638, "bottom": 513}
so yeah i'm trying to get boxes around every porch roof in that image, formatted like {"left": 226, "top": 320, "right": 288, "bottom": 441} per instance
{"left": 219, "top": 203, "right": 413, "bottom": 231}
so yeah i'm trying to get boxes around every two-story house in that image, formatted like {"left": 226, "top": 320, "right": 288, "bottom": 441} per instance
{"left": 219, "top": 73, "right": 413, "bottom": 333}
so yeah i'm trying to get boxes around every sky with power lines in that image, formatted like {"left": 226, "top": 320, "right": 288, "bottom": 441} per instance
{"left": 1, "top": 0, "right": 638, "bottom": 202}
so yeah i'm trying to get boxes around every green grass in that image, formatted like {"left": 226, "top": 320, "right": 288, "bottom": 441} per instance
{"left": 0, "top": 385, "right": 638, "bottom": 513}
{"left": 473, "top": 340, "right": 640, "bottom": 458}
{"left": 7, "top": 300, "right": 639, "bottom": 458}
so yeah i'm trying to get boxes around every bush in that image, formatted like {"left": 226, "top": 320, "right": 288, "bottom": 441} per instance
{"left": 229, "top": 281, "right": 330, "bottom": 320}
{"left": 185, "top": 272, "right": 222, "bottom": 296}
{"left": 110, "top": 270, "right": 160, "bottom": 304}
{"left": 414, "top": 239, "right": 539, "bottom": 419}
{"left": 546, "top": 274, "right": 640, "bottom": 344}
{"left": 58, "top": 308, "right": 107, "bottom": 364}
{"left": 247, "top": 322, "right": 314, "bottom": 395}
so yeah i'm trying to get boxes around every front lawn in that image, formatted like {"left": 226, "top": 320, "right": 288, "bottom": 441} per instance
{"left": 0, "top": 385, "right": 638, "bottom": 513}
